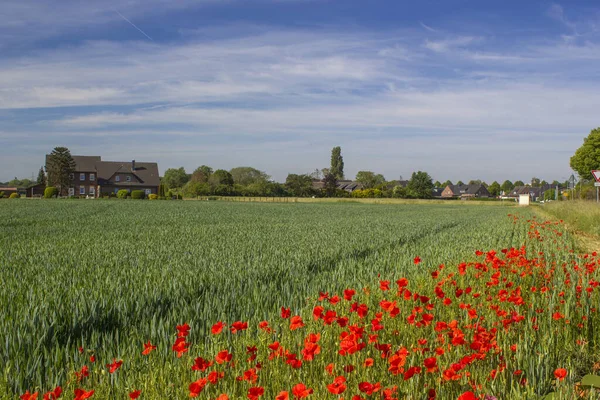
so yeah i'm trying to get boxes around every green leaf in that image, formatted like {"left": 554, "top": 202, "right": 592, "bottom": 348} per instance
{"left": 580, "top": 374, "right": 600, "bottom": 388}
{"left": 542, "top": 392, "right": 556, "bottom": 400}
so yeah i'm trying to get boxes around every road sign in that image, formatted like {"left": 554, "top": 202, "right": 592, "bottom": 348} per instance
{"left": 593, "top": 170, "right": 600, "bottom": 182}
{"left": 595, "top": 182, "right": 600, "bottom": 187}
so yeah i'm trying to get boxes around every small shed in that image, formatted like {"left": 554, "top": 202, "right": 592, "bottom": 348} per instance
{"left": 518, "top": 194, "right": 530, "bottom": 206}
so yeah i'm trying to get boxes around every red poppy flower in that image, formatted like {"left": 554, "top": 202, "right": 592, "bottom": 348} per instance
{"left": 281, "top": 307, "right": 291, "bottom": 319}
{"left": 191, "top": 357, "right": 213, "bottom": 371}
{"left": 291, "top": 383, "right": 313, "bottom": 399}
{"left": 457, "top": 391, "right": 476, "bottom": 400}
{"left": 343, "top": 289, "right": 356, "bottom": 301}
{"left": 289, "top": 316, "right": 305, "bottom": 330}
{"left": 554, "top": 368, "right": 567, "bottom": 381}
{"left": 358, "top": 381, "right": 381, "bottom": 395}
{"left": 142, "top": 340, "right": 156, "bottom": 355}
{"left": 247, "top": 386, "right": 264, "bottom": 400}
{"left": 75, "top": 365, "right": 89, "bottom": 382}
{"left": 176, "top": 323, "right": 190, "bottom": 337}
{"left": 327, "top": 376, "right": 346, "bottom": 394}
{"left": 128, "top": 390, "right": 141, "bottom": 399}
{"left": 231, "top": 321, "right": 248, "bottom": 334}
{"left": 43, "top": 386, "right": 62, "bottom": 400}
{"left": 73, "top": 389, "right": 94, "bottom": 400}
{"left": 275, "top": 392, "right": 289, "bottom": 400}
{"left": 414, "top": 256, "right": 421, "bottom": 265}
{"left": 20, "top": 391, "right": 38, "bottom": 400}
{"left": 215, "top": 350, "right": 233, "bottom": 364}
{"left": 423, "top": 357, "right": 438, "bottom": 372}
{"left": 189, "top": 378, "right": 208, "bottom": 397}
{"left": 212, "top": 321, "right": 226, "bottom": 335}
{"left": 106, "top": 359, "right": 123, "bottom": 374}
{"left": 216, "top": 395, "right": 229, "bottom": 400}
{"left": 172, "top": 337, "right": 189, "bottom": 358}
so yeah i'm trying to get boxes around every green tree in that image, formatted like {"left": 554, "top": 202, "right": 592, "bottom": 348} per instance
{"left": 355, "top": 171, "right": 386, "bottom": 189}
{"left": 514, "top": 180, "right": 525, "bottom": 187}
{"left": 330, "top": 146, "right": 344, "bottom": 180}
{"left": 407, "top": 171, "right": 434, "bottom": 199}
{"left": 443, "top": 180, "right": 453, "bottom": 187}
{"left": 46, "top": 147, "right": 76, "bottom": 196}
{"left": 488, "top": 181, "right": 501, "bottom": 197}
{"left": 433, "top": 181, "right": 441, "bottom": 188}
{"left": 456, "top": 180, "right": 464, "bottom": 186}
{"left": 37, "top": 167, "right": 46, "bottom": 186}
{"left": 163, "top": 167, "right": 189, "bottom": 190}
{"left": 570, "top": 127, "right": 600, "bottom": 181}
{"left": 285, "top": 174, "right": 314, "bottom": 197}
{"left": 190, "top": 165, "right": 213, "bottom": 183}
{"left": 182, "top": 181, "right": 210, "bottom": 197}
{"left": 229, "top": 167, "right": 270, "bottom": 186}
{"left": 468, "top": 179, "right": 482, "bottom": 185}
{"left": 8, "top": 177, "right": 21, "bottom": 187}
{"left": 501, "top": 180, "right": 514, "bottom": 193}
{"left": 323, "top": 172, "right": 338, "bottom": 197}
{"left": 209, "top": 170, "right": 234, "bottom": 187}
{"left": 531, "top": 177, "right": 541, "bottom": 187}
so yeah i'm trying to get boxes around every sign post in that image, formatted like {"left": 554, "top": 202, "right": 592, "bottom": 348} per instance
{"left": 592, "top": 171, "right": 600, "bottom": 203}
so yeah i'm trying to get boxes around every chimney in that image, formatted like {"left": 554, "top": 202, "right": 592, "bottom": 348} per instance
{"left": 131, "top": 160, "right": 136, "bottom": 171}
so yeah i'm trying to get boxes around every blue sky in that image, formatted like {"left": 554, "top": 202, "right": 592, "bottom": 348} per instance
{"left": 1, "top": 0, "right": 599, "bottom": 183}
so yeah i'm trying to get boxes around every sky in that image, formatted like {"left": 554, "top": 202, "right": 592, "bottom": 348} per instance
{"left": 1, "top": 0, "right": 599, "bottom": 183}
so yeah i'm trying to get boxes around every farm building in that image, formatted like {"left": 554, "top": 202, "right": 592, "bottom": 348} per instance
{"left": 44, "top": 155, "right": 160, "bottom": 197}
{"left": 441, "top": 184, "right": 490, "bottom": 199}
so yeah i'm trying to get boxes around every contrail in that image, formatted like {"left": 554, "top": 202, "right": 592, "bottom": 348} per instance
{"left": 114, "top": 9, "right": 154, "bottom": 41}
{"left": 419, "top": 21, "right": 438, "bottom": 33}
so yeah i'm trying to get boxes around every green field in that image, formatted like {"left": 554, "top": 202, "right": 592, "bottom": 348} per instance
{"left": 0, "top": 201, "right": 591, "bottom": 398}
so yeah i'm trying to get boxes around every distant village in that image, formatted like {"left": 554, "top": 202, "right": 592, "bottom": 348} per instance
{"left": 0, "top": 147, "right": 569, "bottom": 202}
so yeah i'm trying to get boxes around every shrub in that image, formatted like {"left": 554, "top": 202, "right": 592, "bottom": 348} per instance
{"left": 158, "top": 196, "right": 166, "bottom": 200}
{"left": 9, "top": 193, "right": 20, "bottom": 199}
{"left": 131, "top": 190, "right": 146, "bottom": 200}
{"left": 117, "top": 190, "right": 129, "bottom": 199}
{"left": 148, "top": 194, "right": 158, "bottom": 200}
{"left": 44, "top": 187, "right": 58, "bottom": 199}
{"left": 0, "top": 191, "right": 4, "bottom": 198}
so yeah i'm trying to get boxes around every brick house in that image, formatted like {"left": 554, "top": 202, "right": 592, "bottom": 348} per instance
{"left": 441, "top": 184, "right": 490, "bottom": 199}
{"left": 45, "top": 155, "right": 160, "bottom": 197}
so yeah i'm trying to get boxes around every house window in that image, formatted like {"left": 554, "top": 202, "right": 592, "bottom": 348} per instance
{"left": 115, "top": 175, "right": 120, "bottom": 182}
{"left": 89, "top": 187, "right": 95, "bottom": 196}
{"left": 145, "top": 189, "right": 151, "bottom": 195}
{"left": 80, "top": 173, "right": 85, "bottom": 181}
{"left": 126, "top": 176, "right": 131, "bottom": 182}
{"left": 68, "top": 188, "right": 74, "bottom": 196}
{"left": 79, "top": 187, "right": 85, "bottom": 195}
{"left": 69, "top": 173, "right": 74, "bottom": 180}
{"left": 90, "top": 173, "right": 95, "bottom": 181}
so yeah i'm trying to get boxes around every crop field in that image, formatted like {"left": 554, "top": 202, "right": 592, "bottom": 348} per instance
{"left": 1, "top": 200, "right": 599, "bottom": 399}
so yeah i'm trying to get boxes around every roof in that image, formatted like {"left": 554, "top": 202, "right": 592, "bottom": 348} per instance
{"left": 507, "top": 185, "right": 552, "bottom": 197}
{"left": 311, "top": 180, "right": 364, "bottom": 192}
{"left": 45, "top": 155, "right": 101, "bottom": 172}
{"left": 96, "top": 161, "right": 160, "bottom": 187}
{"left": 446, "top": 184, "right": 490, "bottom": 196}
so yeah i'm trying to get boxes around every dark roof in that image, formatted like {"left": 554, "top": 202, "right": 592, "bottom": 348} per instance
{"left": 446, "top": 184, "right": 489, "bottom": 196}
{"left": 432, "top": 188, "right": 444, "bottom": 197}
{"left": 311, "top": 180, "right": 364, "bottom": 192}
{"left": 96, "top": 161, "right": 160, "bottom": 187}
{"left": 45, "top": 155, "right": 101, "bottom": 172}
{"left": 507, "top": 185, "right": 552, "bottom": 197}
